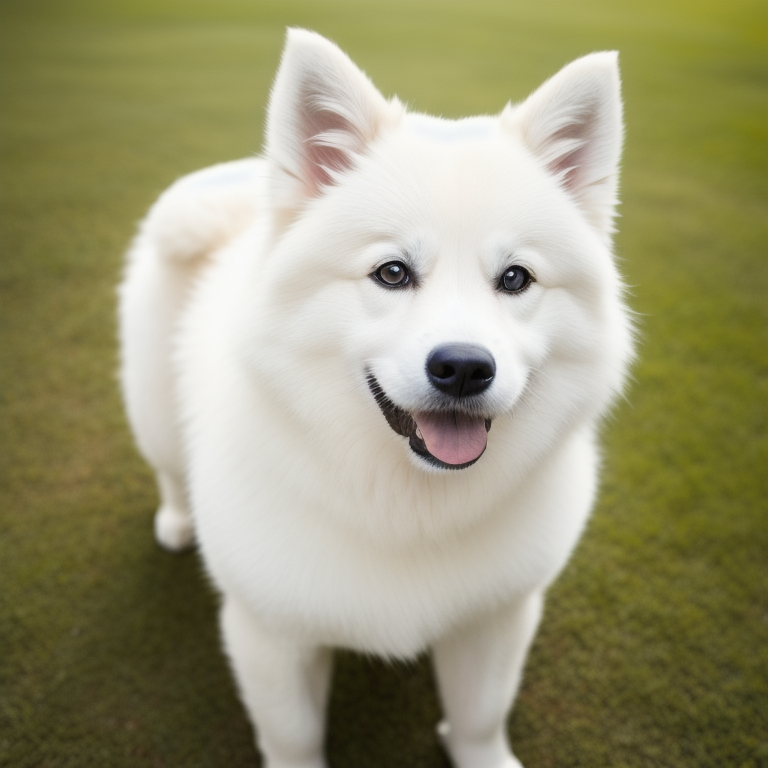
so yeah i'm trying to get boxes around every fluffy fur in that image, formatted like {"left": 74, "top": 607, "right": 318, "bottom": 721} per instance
{"left": 119, "top": 29, "right": 632, "bottom": 768}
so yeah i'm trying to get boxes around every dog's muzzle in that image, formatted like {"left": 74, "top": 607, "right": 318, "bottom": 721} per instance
{"left": 366, "top": 344, "right": 495, "bottom": 470}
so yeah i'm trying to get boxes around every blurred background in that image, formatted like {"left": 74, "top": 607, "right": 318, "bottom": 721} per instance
{"left": 1, "top": 1, "right": 765, "bottom": 766}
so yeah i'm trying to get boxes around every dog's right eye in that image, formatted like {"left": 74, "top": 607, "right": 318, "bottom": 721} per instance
{"left": 372, "top": 261, "right": 411, "bottom": 288}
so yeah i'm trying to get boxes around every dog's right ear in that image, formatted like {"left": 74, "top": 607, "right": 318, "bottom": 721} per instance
{"left": 266, "top": 29, "right": 397, "bottom": 213}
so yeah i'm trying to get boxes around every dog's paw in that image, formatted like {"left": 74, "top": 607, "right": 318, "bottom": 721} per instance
{"left": 435, "top": 720, "right": 525, "bottom": 768}
{"left": 154, "top": 504, "right": 195, "bottom": 551}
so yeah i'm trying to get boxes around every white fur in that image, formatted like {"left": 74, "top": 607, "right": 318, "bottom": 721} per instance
{"left": 119, "top": 29, "right": 632, "bottom": 768}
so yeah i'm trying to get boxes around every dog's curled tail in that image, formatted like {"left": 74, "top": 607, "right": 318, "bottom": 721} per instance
{"left": 137, "top": 158, "right": 265, "bottom": 264}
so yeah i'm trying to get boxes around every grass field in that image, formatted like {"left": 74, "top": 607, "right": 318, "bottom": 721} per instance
{"left": 1, "top": 1, "right": 766, "bottom": 766}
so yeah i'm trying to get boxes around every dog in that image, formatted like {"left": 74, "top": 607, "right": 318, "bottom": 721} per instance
{"left": 118, "top": 28, "right": 632, "bottom": 768}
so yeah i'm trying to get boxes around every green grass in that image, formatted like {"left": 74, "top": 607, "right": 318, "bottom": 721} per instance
{"left": 1, "top": 1, "right": 766, "bottom": 766}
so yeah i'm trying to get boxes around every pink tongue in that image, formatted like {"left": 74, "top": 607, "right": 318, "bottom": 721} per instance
{"left": 414, "top": 412, "right": 488, "bottom": 466}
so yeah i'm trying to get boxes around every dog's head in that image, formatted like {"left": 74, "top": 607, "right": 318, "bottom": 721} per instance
{"left": 248, "top": 30, "right": 633, "bottom": 475}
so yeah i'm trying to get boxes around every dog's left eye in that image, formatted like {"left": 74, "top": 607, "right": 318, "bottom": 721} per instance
{"left": 498, "top": 265, "right": 533, "bottom": 294}
{"left": 372, "top": 261, "right": 411, "bottom": 288}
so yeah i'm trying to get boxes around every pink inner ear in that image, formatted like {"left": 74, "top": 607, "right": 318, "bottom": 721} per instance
{"left": 299, "top": 94, "right": 361, "bottom": 195}
{"left": 544, "top": 118, "right": 594, "bottom": 193}
{"left": 302, "top": 137, "right": 352, "bottom": 193}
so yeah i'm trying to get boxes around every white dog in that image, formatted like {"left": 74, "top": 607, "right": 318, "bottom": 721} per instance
{"left": 119, "top": 29, "right": 632, "bottom": 768}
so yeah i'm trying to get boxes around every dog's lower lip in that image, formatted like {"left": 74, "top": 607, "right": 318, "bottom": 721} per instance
{"left": 366, "top": 372, "right": 491, "bottom": 470}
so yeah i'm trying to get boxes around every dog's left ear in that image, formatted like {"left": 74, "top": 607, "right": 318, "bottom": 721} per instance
{"left": 266, "top": 29, "right": 397, "bottom": 213}
{"left": 506, "top": 52, "right": 623, "bottom": 236}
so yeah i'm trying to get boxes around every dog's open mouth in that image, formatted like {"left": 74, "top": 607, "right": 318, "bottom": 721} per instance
{"left": 366, "top": 374, "right": 491, "bottom": 470}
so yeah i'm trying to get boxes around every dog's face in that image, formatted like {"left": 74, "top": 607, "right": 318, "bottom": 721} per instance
{"left": 246, "top": 30, "right": 632, "bottom": 475}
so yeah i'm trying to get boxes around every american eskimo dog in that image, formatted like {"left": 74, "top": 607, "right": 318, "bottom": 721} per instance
{"left": 119, "top": 29, "right": 632, "bottom": 768}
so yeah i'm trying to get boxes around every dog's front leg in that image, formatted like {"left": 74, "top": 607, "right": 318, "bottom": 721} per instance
{"left": 220, "top": 595, "right": 333, "bottom": 768}
{"left": 432, "top": 592, "right": 544, "bottom": 768}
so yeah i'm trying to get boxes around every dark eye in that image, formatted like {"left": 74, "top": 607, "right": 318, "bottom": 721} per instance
{"left": 498, "top": 265, "right": 533, "bottom": 294}
{"left": 372, "top": 261, "right": 411, "bottom": 288}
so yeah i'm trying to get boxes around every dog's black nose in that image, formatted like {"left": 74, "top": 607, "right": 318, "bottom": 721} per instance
{"left": 426, "top": 343, "right": 496, "bottom": 398}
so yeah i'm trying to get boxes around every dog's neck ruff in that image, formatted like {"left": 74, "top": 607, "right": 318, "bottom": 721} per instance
{"left": 365, "top": 374, "right": 491, "bottom": 470}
